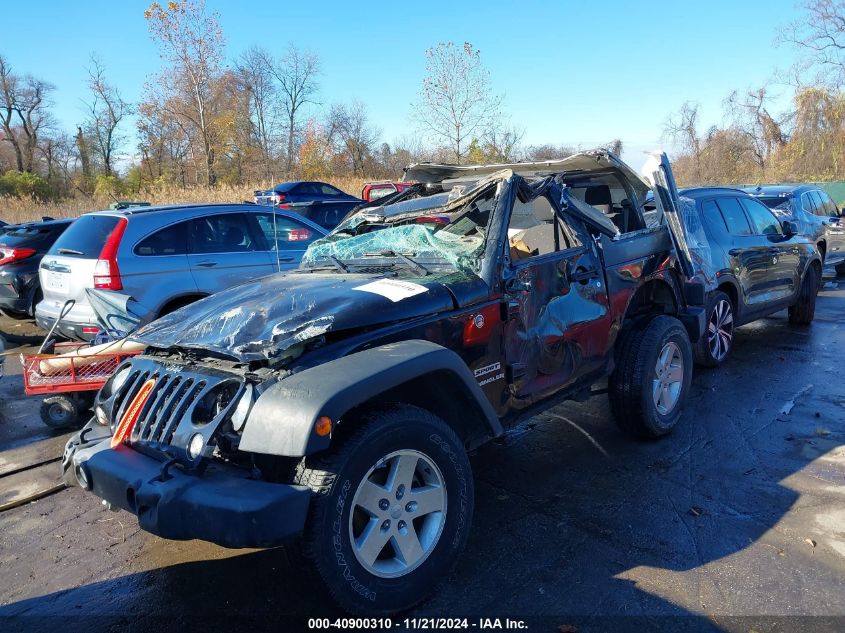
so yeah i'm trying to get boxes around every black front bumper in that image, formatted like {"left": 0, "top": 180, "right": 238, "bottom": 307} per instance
{"left": 63, "top": 425, "right": 311, "bottom": 549}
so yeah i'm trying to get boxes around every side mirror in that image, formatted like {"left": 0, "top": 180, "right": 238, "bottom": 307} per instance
{"left": 782, "top": 220, "right": 798, "bottom": 237}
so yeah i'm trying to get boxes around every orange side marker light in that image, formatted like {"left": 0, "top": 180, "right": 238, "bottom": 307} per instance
{"left": 111, "top": 378, "right": 156, "bottom": 448}
{"left": 315, "top": 416, "right": 333, "bottom": 437}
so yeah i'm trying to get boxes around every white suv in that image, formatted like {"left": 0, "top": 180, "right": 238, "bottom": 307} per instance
{"left": 36, "top": 204, "right": 327, "bottom": 341}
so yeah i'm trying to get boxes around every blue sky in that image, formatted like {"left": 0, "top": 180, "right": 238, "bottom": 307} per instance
{"left": 4, "top": 0, "right": 806, "bottom": 169}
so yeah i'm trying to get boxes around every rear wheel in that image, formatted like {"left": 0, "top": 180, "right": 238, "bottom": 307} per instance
{"left": 835, "top": 261, "right": 845, "bottom": 277}
{"left": 610, "top": 315, "right": 693, "bottom": 438}
{"left": 694, "top": 290, "right": 734, "bottom": 367}
{"left": 295, "top": 405, "right": 473, "bottom": 614}
{"left": 788, "top": 265, "right": 819, "bottom": 325}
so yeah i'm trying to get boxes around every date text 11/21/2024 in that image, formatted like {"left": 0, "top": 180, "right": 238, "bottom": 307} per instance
{"left": 307, "top": 617, "right": 529, "bottom": 629}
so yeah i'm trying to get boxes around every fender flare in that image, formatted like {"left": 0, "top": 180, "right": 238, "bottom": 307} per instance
{"left": 238, "top": 340, "right": 504, "bottom": 457}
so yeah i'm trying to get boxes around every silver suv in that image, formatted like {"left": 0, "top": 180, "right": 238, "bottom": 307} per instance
{"left": 35, "top": 204, "right": 327, "bottom": 341}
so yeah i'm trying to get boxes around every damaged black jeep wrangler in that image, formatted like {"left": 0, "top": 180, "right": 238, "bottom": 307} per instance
{"left": 63, "top": 151, "right": 705, "bottom": 614}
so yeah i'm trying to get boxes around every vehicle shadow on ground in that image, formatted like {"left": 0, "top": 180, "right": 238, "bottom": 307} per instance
{"left": 1, "top": 288, "right": 843, "bottom": 632}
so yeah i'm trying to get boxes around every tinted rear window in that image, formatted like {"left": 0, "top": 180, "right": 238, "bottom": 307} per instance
{"left": 49, "top": 215, "right": 121, "bottom": 258}
{"left": 0, "top": 225, "right": 64, "bottom": 247}
{"left": 135, "top": 221, "right": 189, "bottom": 256}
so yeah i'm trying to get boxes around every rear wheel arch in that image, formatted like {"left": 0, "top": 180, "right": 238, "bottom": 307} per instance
{"left": 157, "top": 293, "right": 208, "bottom": 318}
{"left": 622, "top": 278, "right": 679, "bottom": 326}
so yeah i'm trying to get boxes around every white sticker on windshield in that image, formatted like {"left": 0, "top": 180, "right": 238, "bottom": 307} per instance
{"left": 353, "top": 279, "right": 428, "bottom": 302}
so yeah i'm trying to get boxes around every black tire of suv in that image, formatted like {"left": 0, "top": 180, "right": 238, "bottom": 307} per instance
{"left": 609, "top": 315, "right": 693, "bottom": 439}
{"left": 788, "top": 265, "right": 819, "bottom": 325}
{"left": 836, "top": 261, "right": 845, "bottom": 277}
{"left": 40, "top": 395, "right": 80, "bottom": 429}
{"left": 294, "top": 405, "right": 474, "bottom": 615}
{"left": 693, "top": 290, "right": 735, "bottom": 367}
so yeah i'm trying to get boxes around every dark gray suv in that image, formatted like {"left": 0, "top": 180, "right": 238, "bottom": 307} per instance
{"left": 35, "top": 204, "right": 327, "bottom": 341}
{"left": 743, "top": 184, "right": 845, "bottom": 274}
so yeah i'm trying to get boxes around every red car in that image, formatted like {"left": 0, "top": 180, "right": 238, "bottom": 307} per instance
{"left": 360, "top": 181, "right": 415, "bottom": 202}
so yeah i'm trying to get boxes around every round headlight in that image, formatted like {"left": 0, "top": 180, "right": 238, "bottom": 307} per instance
{"left": 188, "top": 433, "right": 205, "bottom": 460}
{"left": 230, "top": 384, "right": 253, "bottom": 432}
{"left": 95, "top": 406, "right": 109, "bottom": 426}
{"left": 110, "top": 365, "right": 132, "bottom": 394}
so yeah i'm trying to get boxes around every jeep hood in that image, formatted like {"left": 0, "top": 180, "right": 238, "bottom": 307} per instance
{"left": 132, "top": 272, "right": 481, "bottom": 362}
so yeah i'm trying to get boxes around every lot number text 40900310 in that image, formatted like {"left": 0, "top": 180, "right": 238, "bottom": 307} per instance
{"left": 307, "top": 618, "right": 529, "bottom": 630}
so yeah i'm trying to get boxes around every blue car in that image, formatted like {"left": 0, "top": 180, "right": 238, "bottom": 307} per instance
{"left": 254, "top": 181, "right": 361, "bottom": 205}
{"left": 253, "top": 181, "right": 364, "bottom": 231}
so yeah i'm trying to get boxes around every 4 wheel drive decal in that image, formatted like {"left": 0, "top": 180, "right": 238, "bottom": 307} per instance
{"left": 110, "top": 378, "right": 155, "bottom": 448}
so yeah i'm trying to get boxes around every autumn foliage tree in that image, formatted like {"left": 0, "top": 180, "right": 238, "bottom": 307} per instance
{"left": 144, "top": 0, "right": 226, "bottom": 186}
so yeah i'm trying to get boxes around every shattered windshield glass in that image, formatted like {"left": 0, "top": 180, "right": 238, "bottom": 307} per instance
{"left": 302, "top": 184, "right": 498, "bottom": 274}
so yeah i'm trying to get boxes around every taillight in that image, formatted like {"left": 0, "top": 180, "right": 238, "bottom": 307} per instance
{"left": 93, "top": 217, "right": 128, "bottom": 290}
{"left": 288, "top": 228, "right": 312, "bottom": 241}
{"left": 415, "top": 215, "right": 451, "bottom": 225}
{"left": 0, "top": 247, "right": 37, "bottom": 266}
{"left": 275, "top": 193, "right": 286, "bottom": 206}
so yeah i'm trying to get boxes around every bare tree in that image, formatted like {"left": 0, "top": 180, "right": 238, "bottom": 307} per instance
{"left": 0, "top": 55, "right": 24, "bottom": 171}
{"left": 16, "top": 76, "right": 54, "bottom": 173}
{"left": 263, "top": 44, "right": 320, "bottom": 173}
{"left": 412, "top": 42, "right": 503, "bottom": 163}
{"left": 0, "top": 56, "right": 54, "bottom": 173}
{"left": 724, "top": 87, "right": 787, "bottom": 170}
{"left": 84, "top": 55, "right": 131, "bottom": 175}
{"left": 235, "top": 46, "right": 282, "bottom": 181}
{"left": 780, "top": 0, "right": 845, "bottom": 87}
{"left": 327, "top": 100, "right": 381, "bottom": 176}
{"left": 663, "top": 102, "right": 702, "bottom": 179}
{"left": 145, "top": 0, "right": 225, "bottom": 186}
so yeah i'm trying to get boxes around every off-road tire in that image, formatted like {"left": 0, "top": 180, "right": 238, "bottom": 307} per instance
{"left": 294, "top": 405, "right": 474, "bottom": 615}
{"left": 609, "top": 315, "right": 693, "bottom": 438}
{"left": 40, "top": 395, "right": 80, "bottom": 429}
{"left": 788, "top": 265, "right": 819, "bottom": 325}
{"left": 694, "top": 290, "right": 735, "bottom": 367}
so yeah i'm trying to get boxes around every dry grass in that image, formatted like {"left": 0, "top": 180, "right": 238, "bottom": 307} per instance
{"left": 1, "top": 176, "right": 369, "bottom": 224}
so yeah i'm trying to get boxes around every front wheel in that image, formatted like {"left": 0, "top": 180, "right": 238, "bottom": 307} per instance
{"left": 295, "top": 405, "right": 473, "bottom": 614}
{"left": 609, "top": 315, "right": 693, "bottom": 438}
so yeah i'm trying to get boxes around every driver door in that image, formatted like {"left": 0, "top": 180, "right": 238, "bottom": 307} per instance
{"left": 503, "top": 186, "right": 612, "bottom": 405}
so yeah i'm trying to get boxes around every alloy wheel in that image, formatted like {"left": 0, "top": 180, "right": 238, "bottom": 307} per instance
{"left": 707, "top": 299, "right": 734, "bottom": 361}
{"left": 349, "top": 449, "right": 447, "bottom": 578}
{"left": 652, "top": 341, "right": 684, "bottom": 415}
